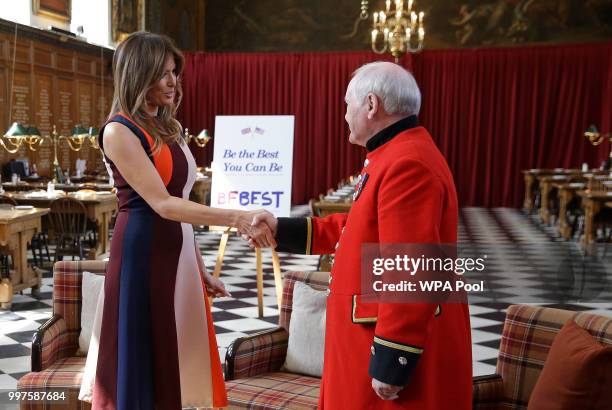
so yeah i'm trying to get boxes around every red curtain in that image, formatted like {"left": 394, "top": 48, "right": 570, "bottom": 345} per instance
{"left": 178, "top": 42, "right": 612, "bottom": 207}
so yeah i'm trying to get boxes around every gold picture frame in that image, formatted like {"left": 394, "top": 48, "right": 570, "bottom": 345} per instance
{"left": 112, "top": 0, "right": 144, "bottom": 43}
{"left": 32, "top": 0, "right": 71, "bottom": 23}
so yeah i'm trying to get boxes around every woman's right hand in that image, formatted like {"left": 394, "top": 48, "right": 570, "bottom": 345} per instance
{"left": 235, "top": 210, "right": 277, "bottom": 248}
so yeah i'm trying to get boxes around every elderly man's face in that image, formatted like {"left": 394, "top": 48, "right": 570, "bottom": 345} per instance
{"left": 344, "top": 87, "right": 370, "bottom": 146}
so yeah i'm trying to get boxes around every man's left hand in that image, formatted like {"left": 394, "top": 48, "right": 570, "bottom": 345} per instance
{"left": 372, "top": 378, "right": 403, "bottom": 400}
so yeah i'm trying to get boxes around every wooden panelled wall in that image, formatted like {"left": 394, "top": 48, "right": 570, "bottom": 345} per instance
{"left": 0, "top": 19, "right": 113, "bottom": 177}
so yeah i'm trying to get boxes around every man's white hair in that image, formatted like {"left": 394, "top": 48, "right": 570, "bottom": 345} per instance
{"left": 348, "top": 61, "right": 421, "bottom": 116}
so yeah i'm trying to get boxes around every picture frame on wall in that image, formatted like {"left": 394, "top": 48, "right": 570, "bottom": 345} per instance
{"left": 112, "top": 0, "right": 144, "bottom": 42}
{"left": 32, "top": 0, "right": 71, "bottom": 22}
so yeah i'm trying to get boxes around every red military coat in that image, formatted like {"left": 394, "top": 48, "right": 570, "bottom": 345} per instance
{"left": 276, "top": 118, "right": 472, "bottom": 409}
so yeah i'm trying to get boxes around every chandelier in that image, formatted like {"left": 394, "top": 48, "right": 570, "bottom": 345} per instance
{"left": 371, "top": 0, "right": 425, "bottom": 62}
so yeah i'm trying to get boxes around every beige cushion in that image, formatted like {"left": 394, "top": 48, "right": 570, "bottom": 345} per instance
{"left": 78, "top": 281, "right": 104, "bottom": 403}
{"left": 283, "top": 281, "right": 327, "bottom": 377}
{"left": 78, "top": 271, "right": 105, "bottom": 355}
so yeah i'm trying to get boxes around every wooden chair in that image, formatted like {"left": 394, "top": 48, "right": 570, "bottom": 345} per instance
{"left": 48, "top": 197, "right": 90, "bottom": 261}
{"left": 75, "top": 189, "right": 100, "bottom": 246}
{"left": 587, "top": 176, "right": 612, "bottom": 242}
{"left": 0, "top": 195, "right": 17, "bottom": 206}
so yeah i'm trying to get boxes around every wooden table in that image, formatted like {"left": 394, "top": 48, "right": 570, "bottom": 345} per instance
{"left": 0, "top": 207, "right": 49, "bottom": 309}
{"left": 553, "top": 181, "right": 586, "bottom": 239}
{"left": 536, "top": 171, "right": 605, "bottom": 223}
{"left": 1, "top": 182, "right": 45, "bottom": 192}
{"left": 5, "top": 191, "right": 118, "bottom": 259}
{"left": 2, "top": 181, "right": 113, "bottom": 193}
{"left": 312, "top": 200, "right": 352, "bottom": 217}
{"left": 190, "top": 176, "right": 211, "bottom": 205}
{"left": 577, "top": 189, "right": 612, "bottom": 254}
{"left": 537, "top": 174, "right": 576, "bottom": 223}
{"left": 522, "top": 169, "right": 570, "bottom": 211}
{"left": 522, "top": 170, "right": 538, "bottom": 211}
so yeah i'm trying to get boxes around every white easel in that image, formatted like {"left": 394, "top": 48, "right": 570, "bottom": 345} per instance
{"left": 210, "top": 226, "right": 283, "bottom": 318}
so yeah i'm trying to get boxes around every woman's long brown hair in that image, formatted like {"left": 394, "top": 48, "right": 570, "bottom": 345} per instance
{"left": 109, "top": 31, "right": 185, "bottom": 152}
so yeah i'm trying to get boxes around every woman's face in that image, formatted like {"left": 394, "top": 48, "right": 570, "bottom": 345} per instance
{"left": 145, "top": 55, "right": 177, "bottom": 112}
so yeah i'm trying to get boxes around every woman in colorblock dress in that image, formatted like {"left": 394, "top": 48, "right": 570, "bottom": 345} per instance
{"left": 81, "top": 32, "right": 276, "bottom": 410}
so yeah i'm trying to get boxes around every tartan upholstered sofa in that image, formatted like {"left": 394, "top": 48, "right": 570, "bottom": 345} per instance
{"left": 18, "top": 260, "right": 105, "bottom": 410}
{"left": 224, "top": 270, "right": 329, "bottom": 409}
{"left": 472, "top": 304, "right": 612, "bottom": 409}
{"left": 17, "top": 262, "right": 326, "bottom": 410}
{"left": 17, "top": 261, "right": 612, "bottom": 410}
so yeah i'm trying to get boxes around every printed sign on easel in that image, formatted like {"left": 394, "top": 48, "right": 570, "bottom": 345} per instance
{"left": 209, "top": 115, "right": 294, "bottom": 317}
{"left": 211, "top": 115, "right": 294, "bottom": 217}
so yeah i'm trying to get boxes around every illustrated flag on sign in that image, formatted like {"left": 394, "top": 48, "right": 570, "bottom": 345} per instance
{"left": 241, "top": 127, "right": 252, "bottom": 135}
{"left": 254, "top": 127, "right": 264, "bottom": 135}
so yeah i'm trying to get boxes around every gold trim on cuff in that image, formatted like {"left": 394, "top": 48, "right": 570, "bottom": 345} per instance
{"left": 352, "top": 295, "right": 377, "bottom": 323}
{"left": 306, "top": 217, "right": 312, "bottom": 255}
{"left": 373, "top": 336, "right": 424, "bottom": 354}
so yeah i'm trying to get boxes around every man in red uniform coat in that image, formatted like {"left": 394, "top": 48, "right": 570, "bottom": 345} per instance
{"left": 251, "top": 62, "right": 472, "bottom": 409}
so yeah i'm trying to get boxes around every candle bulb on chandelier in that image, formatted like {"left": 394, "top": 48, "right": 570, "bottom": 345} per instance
{"left": 418, "top": 27, "right": 425, "bottom": 42}
{"left": 371, "top": 29, "right": 378, "bottom": 43}
{"left": 419, "top": 11, "right": 424, "bottom": 24}
{"left": 384, "top": 27, "right": 389, "bottom": 41}
{"left": 405, "top": 27, "right": 411, "bottom": 41}
{"left": 373, "top": 12, "right": 378, "bottom": 24}
{"left": 411, "top": 11, "right": 417, "bottom": 28}
{"left": 380, "top": 11, "right": 386, "bottom": 24}
{"left": 408, "top": 0, "right": 413, "bottom": 13}
{"left": 386, "top": 0, "right": 391, "bottom": 12}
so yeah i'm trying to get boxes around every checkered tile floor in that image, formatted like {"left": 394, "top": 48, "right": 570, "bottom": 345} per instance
{"left": 0, "top": 207, "right": 611, "bottom": 390}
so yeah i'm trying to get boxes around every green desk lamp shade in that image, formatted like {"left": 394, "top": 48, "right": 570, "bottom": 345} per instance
{"left": 197, "top": 129, "right": 210, "bottom": 139}
{"left": 4, "top": 122, "right": 28, "bottom": 137}
{"left": 71, "top": 124, "right": 88, "bottom": 137}
{"left": 26, "top": 126, "right": 41, "bottom": 137}
{"left": 586, "top": 124, "right": 599, "bottom": 134}
{"left": 88, "top": 127, "right": 99, "bottom": 136}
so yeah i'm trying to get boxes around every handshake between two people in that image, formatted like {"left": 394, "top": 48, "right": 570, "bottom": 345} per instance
{"left": 235, "top": 209, "right": 278, "bottom": 249}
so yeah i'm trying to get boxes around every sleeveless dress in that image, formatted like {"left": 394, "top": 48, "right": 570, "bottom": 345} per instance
{"left": 86, "top": 113, "right": 227, "bottom": 410}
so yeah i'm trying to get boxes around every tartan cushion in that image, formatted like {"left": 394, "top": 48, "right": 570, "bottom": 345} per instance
{"left": 226, "top": 372, "right": 319, "bottom": 409}
{"left": 53, "top": 260, "right": 107, "bottom": 348}
{"left": 227, "top": 328, "right": 289, "bottom": 380}
{"left": 18, "top": 357, "right": 90, "bottom": 410}
{"left": 496, "top": 304, "right": 612, "bottom": 409}
{"left": 279, "top": 271, "right": 329, "bottom": 330}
